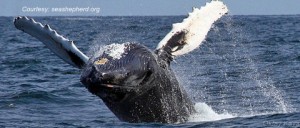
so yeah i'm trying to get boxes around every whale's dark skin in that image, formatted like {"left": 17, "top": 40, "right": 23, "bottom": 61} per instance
{"left": 80, "top": 43, "right": 195, "bottom": 123}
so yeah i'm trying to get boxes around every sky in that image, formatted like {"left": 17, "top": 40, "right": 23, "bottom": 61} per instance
{"left": 0, "top": 0, "right": 299, "bottom": 16}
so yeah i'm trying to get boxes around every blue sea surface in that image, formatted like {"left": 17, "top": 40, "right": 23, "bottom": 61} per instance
{"left": 0, "top": 15, "right": 300, "bottom": 127}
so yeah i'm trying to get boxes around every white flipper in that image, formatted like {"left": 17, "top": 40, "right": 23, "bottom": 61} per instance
{"left": 156, "top": 1, "right": 228, "bottom": 56}
{"left": 14, "top": 16, "right": 89, "bottom": 69}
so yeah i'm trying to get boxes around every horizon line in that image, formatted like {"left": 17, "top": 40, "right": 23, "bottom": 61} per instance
{"left": 1, "top": 13, "right": 300, "bottom": 17}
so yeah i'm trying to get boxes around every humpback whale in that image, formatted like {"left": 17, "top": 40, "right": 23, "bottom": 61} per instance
{"left": 14, "top": 1, "right": 228, "bottom": 123}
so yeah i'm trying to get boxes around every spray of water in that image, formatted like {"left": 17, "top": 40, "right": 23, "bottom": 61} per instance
{"left": 188, "top": 102, "right": 235, "bottom": 122}
{"left": 224, "top": 16, "right": 293, "bottom": 114}
{"left": 179, "top": 15, "right": 295, "bottom": 122}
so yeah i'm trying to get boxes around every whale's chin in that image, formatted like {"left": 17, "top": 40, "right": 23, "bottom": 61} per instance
{"left": 81, "top": 78, "right": 135, "bottom": 102}
{"left": 91, "top": 83, "right": 136, "bottom": 102}
{"left": 96, "top": 89, "right": 128, "bottom": 103}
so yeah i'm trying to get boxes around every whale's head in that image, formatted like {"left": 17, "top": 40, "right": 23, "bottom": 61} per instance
{"left": 80, "top": 43, "right": 157, "bottom": 103}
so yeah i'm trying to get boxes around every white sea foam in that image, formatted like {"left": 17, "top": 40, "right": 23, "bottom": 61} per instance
{"left": 188, "top": 102, "right": 235, "bottom": 122}
{"left": 103, "top": 43, "right": 127, "bottom": 59}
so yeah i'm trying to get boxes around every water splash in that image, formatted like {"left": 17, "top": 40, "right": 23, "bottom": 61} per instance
{"left": 102, "top": 43, "right": 127, "bottom": 60}
{"left": 188, "top": 102, "right": 235, "bottom": 122}
{"left": 221, "top": 17, "right": 294, "bottom": 114}
{"left": 175, "top": 15, "right": 295, "bottom": 123}
{"left": 88, "top": 42, "right": 130, "bottom": 61}
{"left": 205, "top": 15, "right": 293, "bottom": 115}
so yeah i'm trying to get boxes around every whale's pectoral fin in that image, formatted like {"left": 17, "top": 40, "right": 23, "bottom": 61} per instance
{"left": 14, "top": 16, "right": 89, "bottom": 69}
{"left": 156, "top": 1, "right": 228, "bottom": 57}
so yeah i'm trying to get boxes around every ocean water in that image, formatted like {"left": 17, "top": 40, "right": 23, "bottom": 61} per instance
{"left": 0, "top": 15, "right": 300, "bottom": 127}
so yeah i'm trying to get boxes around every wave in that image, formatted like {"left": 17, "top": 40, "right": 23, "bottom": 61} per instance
{"left": 188, "top": 102, "right": 235, "bottom": 122}
{"left": 188, "top": 101, "right": 296, "bottom": 123}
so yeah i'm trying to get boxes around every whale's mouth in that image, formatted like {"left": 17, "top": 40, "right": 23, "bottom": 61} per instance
{"left": 94, "top": 70, "right": 153, "bottom": 102}
{"left": 99, "top": 84, "right": 135, "bottom": 93}
{"left": 93, "top": 84, "right": 130, "bottom": 102}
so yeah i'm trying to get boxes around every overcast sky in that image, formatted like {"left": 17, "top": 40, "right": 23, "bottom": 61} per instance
{"left": 0, "top": 0, "right": 299, "bottom": 16}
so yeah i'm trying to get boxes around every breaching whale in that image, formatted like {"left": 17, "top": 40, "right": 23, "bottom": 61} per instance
{"left": 14, "top": 1, "right": 228, "bottom": 123}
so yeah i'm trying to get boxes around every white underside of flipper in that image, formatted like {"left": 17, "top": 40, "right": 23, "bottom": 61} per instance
{"left": 157, "top": 1, "right": 228, "bottom": 56}
{"left": 14, "top": 16, "right": 89, "bottom": 69}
